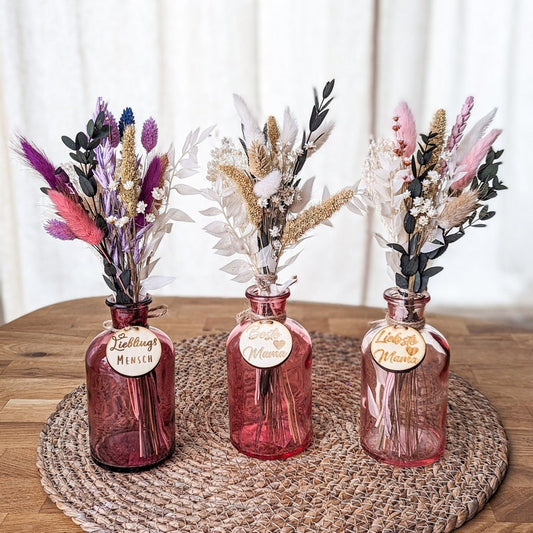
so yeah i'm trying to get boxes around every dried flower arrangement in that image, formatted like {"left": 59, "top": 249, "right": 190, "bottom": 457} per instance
{"left": 181, "top": 79, "right": 363, "bottom": 293}
{"left": 16, "top": 98, "right": 212, "bottom": 303}
{"left": 360, "top": 97, "right": 505, "bottom": 293}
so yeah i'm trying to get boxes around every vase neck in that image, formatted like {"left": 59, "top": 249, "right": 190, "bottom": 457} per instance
{"left": 246, "top": 286, "right": 289, "bottom": 319}
{"left": 106, "top": 297, "right": 152, "bottom": 329}
{"left": 384, "top": 288, "right": 429, "bottom": 329}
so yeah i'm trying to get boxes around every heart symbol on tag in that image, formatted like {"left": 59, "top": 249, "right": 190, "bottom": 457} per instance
{"left": 406, "top": 346, "right": 418, "bottom": 356}
{"left": 273, "top": 339, "right": 285, "bottom": 350}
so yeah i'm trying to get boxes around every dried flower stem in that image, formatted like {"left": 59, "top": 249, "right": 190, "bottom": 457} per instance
{"left": 281, "top": 188, "right": 354, "bottom": 247}
{"left": 218, "top": 164, "right": 263, "bottom": 226}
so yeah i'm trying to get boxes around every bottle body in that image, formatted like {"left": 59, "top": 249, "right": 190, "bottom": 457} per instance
{"left": 85, "top": 298, "right": 175, "bottom": 470}
{"left": 360, "top": 288, "right": 449, "bottom": 467}
{"left": 226, "top": 286, "right": 312, "bottom": 459}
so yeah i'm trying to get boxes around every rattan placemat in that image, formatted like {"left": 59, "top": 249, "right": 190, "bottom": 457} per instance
{"left": 37, "top": 332, "right": 508, "bottom": 533}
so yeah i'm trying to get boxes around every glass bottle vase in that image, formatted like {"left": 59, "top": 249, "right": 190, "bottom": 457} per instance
{"left": 85, "top": 297, "right": 175, "bottom": 470}
{"left": 360, "top": 288, "right": 449, "bottom": 467}
{"left": 226, "top": 286, "right": 313, "bottom": 460}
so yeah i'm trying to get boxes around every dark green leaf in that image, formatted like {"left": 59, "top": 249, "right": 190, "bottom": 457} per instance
{"left": 95, "top": 214, "right": 108, "bottom": 236}
{"left": 402, "top": 255, "right": 419, "bottom": 276}
{"left": 40, "top": 186, "right": 50, "bottom": 195}
{"left": 86, "top": 119, "right": 94, "bottom": 138}
{"left": 119, "top": 269, "right": 131, "bottom": 287}
{"left": 413, "top": 272, "right": 422, "bottom": 292}
{"left": 472, "top": 223, "right": 487, "bottom": 228}
{"left": 395, "top": 273, "right": 408, "bottom": 289}
{"left": 78, "top": 175, "right": 97, "bottom": 197}
{"left": 61, "top": 136, "right": 77, "bottom": 150}
{"left": 104, "top": 261, "right": 116, "bottom": 276}
{"left": 387, "top": 243, "right": 407, "bottom": 254}
{"left": 423, "top": 266, "right": 444, "bottom": 278}
{"left": 103, "top": 275, "right": 115, "bottom": 292}
{"left": 408, "top": 179, "right": 422, "bottom": 197}
{"left": 69, "top": 151, "right": 85, "bottom": 164}
{"left": 95, "top": 111, "right": 105, "bottom": 128}
{"left": 444, "top": 232, "right": 464, "bottom": 244}
{"left": 322, "top": 79, "right": 335, "bottom": 99}
{"left": 403, "top": 213, "right": 416, "bottom": 234}
{"left": 74, "top": 165, "right": 85, "bottom": 179}
{"left": 76, "top": 131, "right": 88, "bottom": 150}
{"left": 310, "top": 109, "right": 328, "bottom": 132}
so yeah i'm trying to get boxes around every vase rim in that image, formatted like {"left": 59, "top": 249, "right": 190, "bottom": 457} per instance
{"left": 105, "top": 294, "right": 153, "bottom": 308}
{"left": 246, "top": 285, "right": 290, "bottom": 300}
{"left": 384, "top": 287, "right": 430, "bottom": 303}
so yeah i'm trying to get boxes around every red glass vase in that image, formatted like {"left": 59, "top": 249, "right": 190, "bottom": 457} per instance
{"left": 85, "top": 297, "right": 175, "bottom": 470}
{"left": 226, "top": 286, "right": 312, "bottom": 459}
{"left": 360, "top": 288, "right": 449, "bottom": 467}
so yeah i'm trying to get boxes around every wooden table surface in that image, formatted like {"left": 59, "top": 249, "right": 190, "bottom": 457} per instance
{"left": 0, "top": 296, "right": 531, "bottom": 532}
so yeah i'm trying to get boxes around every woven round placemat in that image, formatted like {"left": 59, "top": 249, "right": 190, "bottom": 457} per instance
{"left": 37, "top": 332, "right": 508, "bottom": 533}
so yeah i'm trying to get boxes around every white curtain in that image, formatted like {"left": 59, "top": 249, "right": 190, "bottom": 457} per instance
{"left": 0, "top": 0, "right": 531, "bottom": 323}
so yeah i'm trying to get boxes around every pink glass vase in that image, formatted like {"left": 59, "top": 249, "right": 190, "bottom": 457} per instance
{"left": 360, "top": 288, "right": 449, "bottom": 467}
{"left": 226, "top": 286, "right": 312, "bottom": 459}
{"left": 85, "top": 297, "right": 175, "bottom": 471}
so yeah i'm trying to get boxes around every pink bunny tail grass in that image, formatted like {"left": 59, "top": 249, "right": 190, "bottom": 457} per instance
{"left": 47, "top": 190, "right": 104, "bottom": 245}
{"left": 446, "top": 96, "right": 474, "bottom": 152}
{"left": 451, "top": 129, "right": 502, "bottom": 191}
{"left": 393, "top": 102, "right": 417, "bottom": 157}
{"left": 141, "top": 117, "right": 158, "bottom": 153}
{"left": 44, "top": 219, "right": 77, "bottom": 240}
{"left": 16, "top": 136, "right": 59, "bottom": 189}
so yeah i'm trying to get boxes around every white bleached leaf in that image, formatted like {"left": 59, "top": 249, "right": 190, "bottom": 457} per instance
{"left": 374, "top": 233, "right": 390, "bottom": 248}
{"left": 141, "top": 276, "right": 175, "bottom": 291}
{"left": 204, "top": 221, "right": 229, "bottom": 237}
{"left": 176, "top": 168, "right": 199, "bottom": 179}
{"left": 198, "top": 124, "right": 216, "bottom": 143}
{"left": 167, "top": 208, "right": 194, "bottom": 223}
{"left": 220, "top": 259, "right": 251, "bottom": 275}
{"left": 256, "top": 244, "right": 276, "bottom": 270}
{"left": 175, "top": 183, "right": 201, "bottom": 195}
{"left": 231, "top": 270, "right": 255, "bottom": 283}
{"left": 278, "top": 251, "right": 302, "bottom": 271}
{"left": 290, "top": 177, "right": 314, "bottom": 213}
{"left": 200, "top": 207, "right": 223, "bottom": 216}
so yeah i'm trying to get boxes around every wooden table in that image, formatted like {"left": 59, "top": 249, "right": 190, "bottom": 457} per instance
{"left": 0, "top": 296, "right": 531, "bottom": 532}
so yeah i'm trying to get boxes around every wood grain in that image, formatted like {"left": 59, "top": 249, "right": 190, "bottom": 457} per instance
{"left": 0, "top": 296, "right": 531, "bottom": 532}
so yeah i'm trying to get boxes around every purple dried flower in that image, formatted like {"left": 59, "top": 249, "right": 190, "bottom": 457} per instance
{"left": 44, "top": 219, "right": 77, "bottom": 240}
{"left": 16, "top": 136, "right": 59, "bottom": 190}
{"left": 141, "top": 117, "right": 158, "bottom": 153}
{"left": 106, "top": 112, "right": 120, "bottom": 148}
{"left": 446, "top": 96, "right": 474, "bottom": 151}
{"left": 136, "top": 155, "right": 163, "bottom": 227}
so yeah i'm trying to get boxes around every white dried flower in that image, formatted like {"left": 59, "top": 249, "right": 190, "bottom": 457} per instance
{"left": 145, "top": 213, "right": 156, "bottom": 223}
{"left": 116, "top": 216, "right": 130, "bottom": 228}
{"left": 136, "top": 201, "right": 147, "bottom": 214}
{"left": 151, "top": 187, "right": 165, "bottom": 200}
{"left": 418, "top": 215, "right": 429, "bottom": 227}
{"left": 269, "top": 226, "right": 281, "bottom": 238}
{"left": 123, "top": 180, "right": 134, "bottom": 191}
{"left": 106, "top": 215, "right": 117, "bottom": 224}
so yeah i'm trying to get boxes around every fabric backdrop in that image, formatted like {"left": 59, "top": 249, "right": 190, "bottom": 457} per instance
{"left": 0, "top": 0, "right": 531, "bottom": 323}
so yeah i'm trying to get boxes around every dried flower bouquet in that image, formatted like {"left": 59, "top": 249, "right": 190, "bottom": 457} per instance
{"left": 360, "top": 97, "right": 505, "bottom": 459}
{"left": 17, "top": 99, "right": 211, "bottom": 463}
{"left": 194, "top": 80, "right": 363, "bottom": 455}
